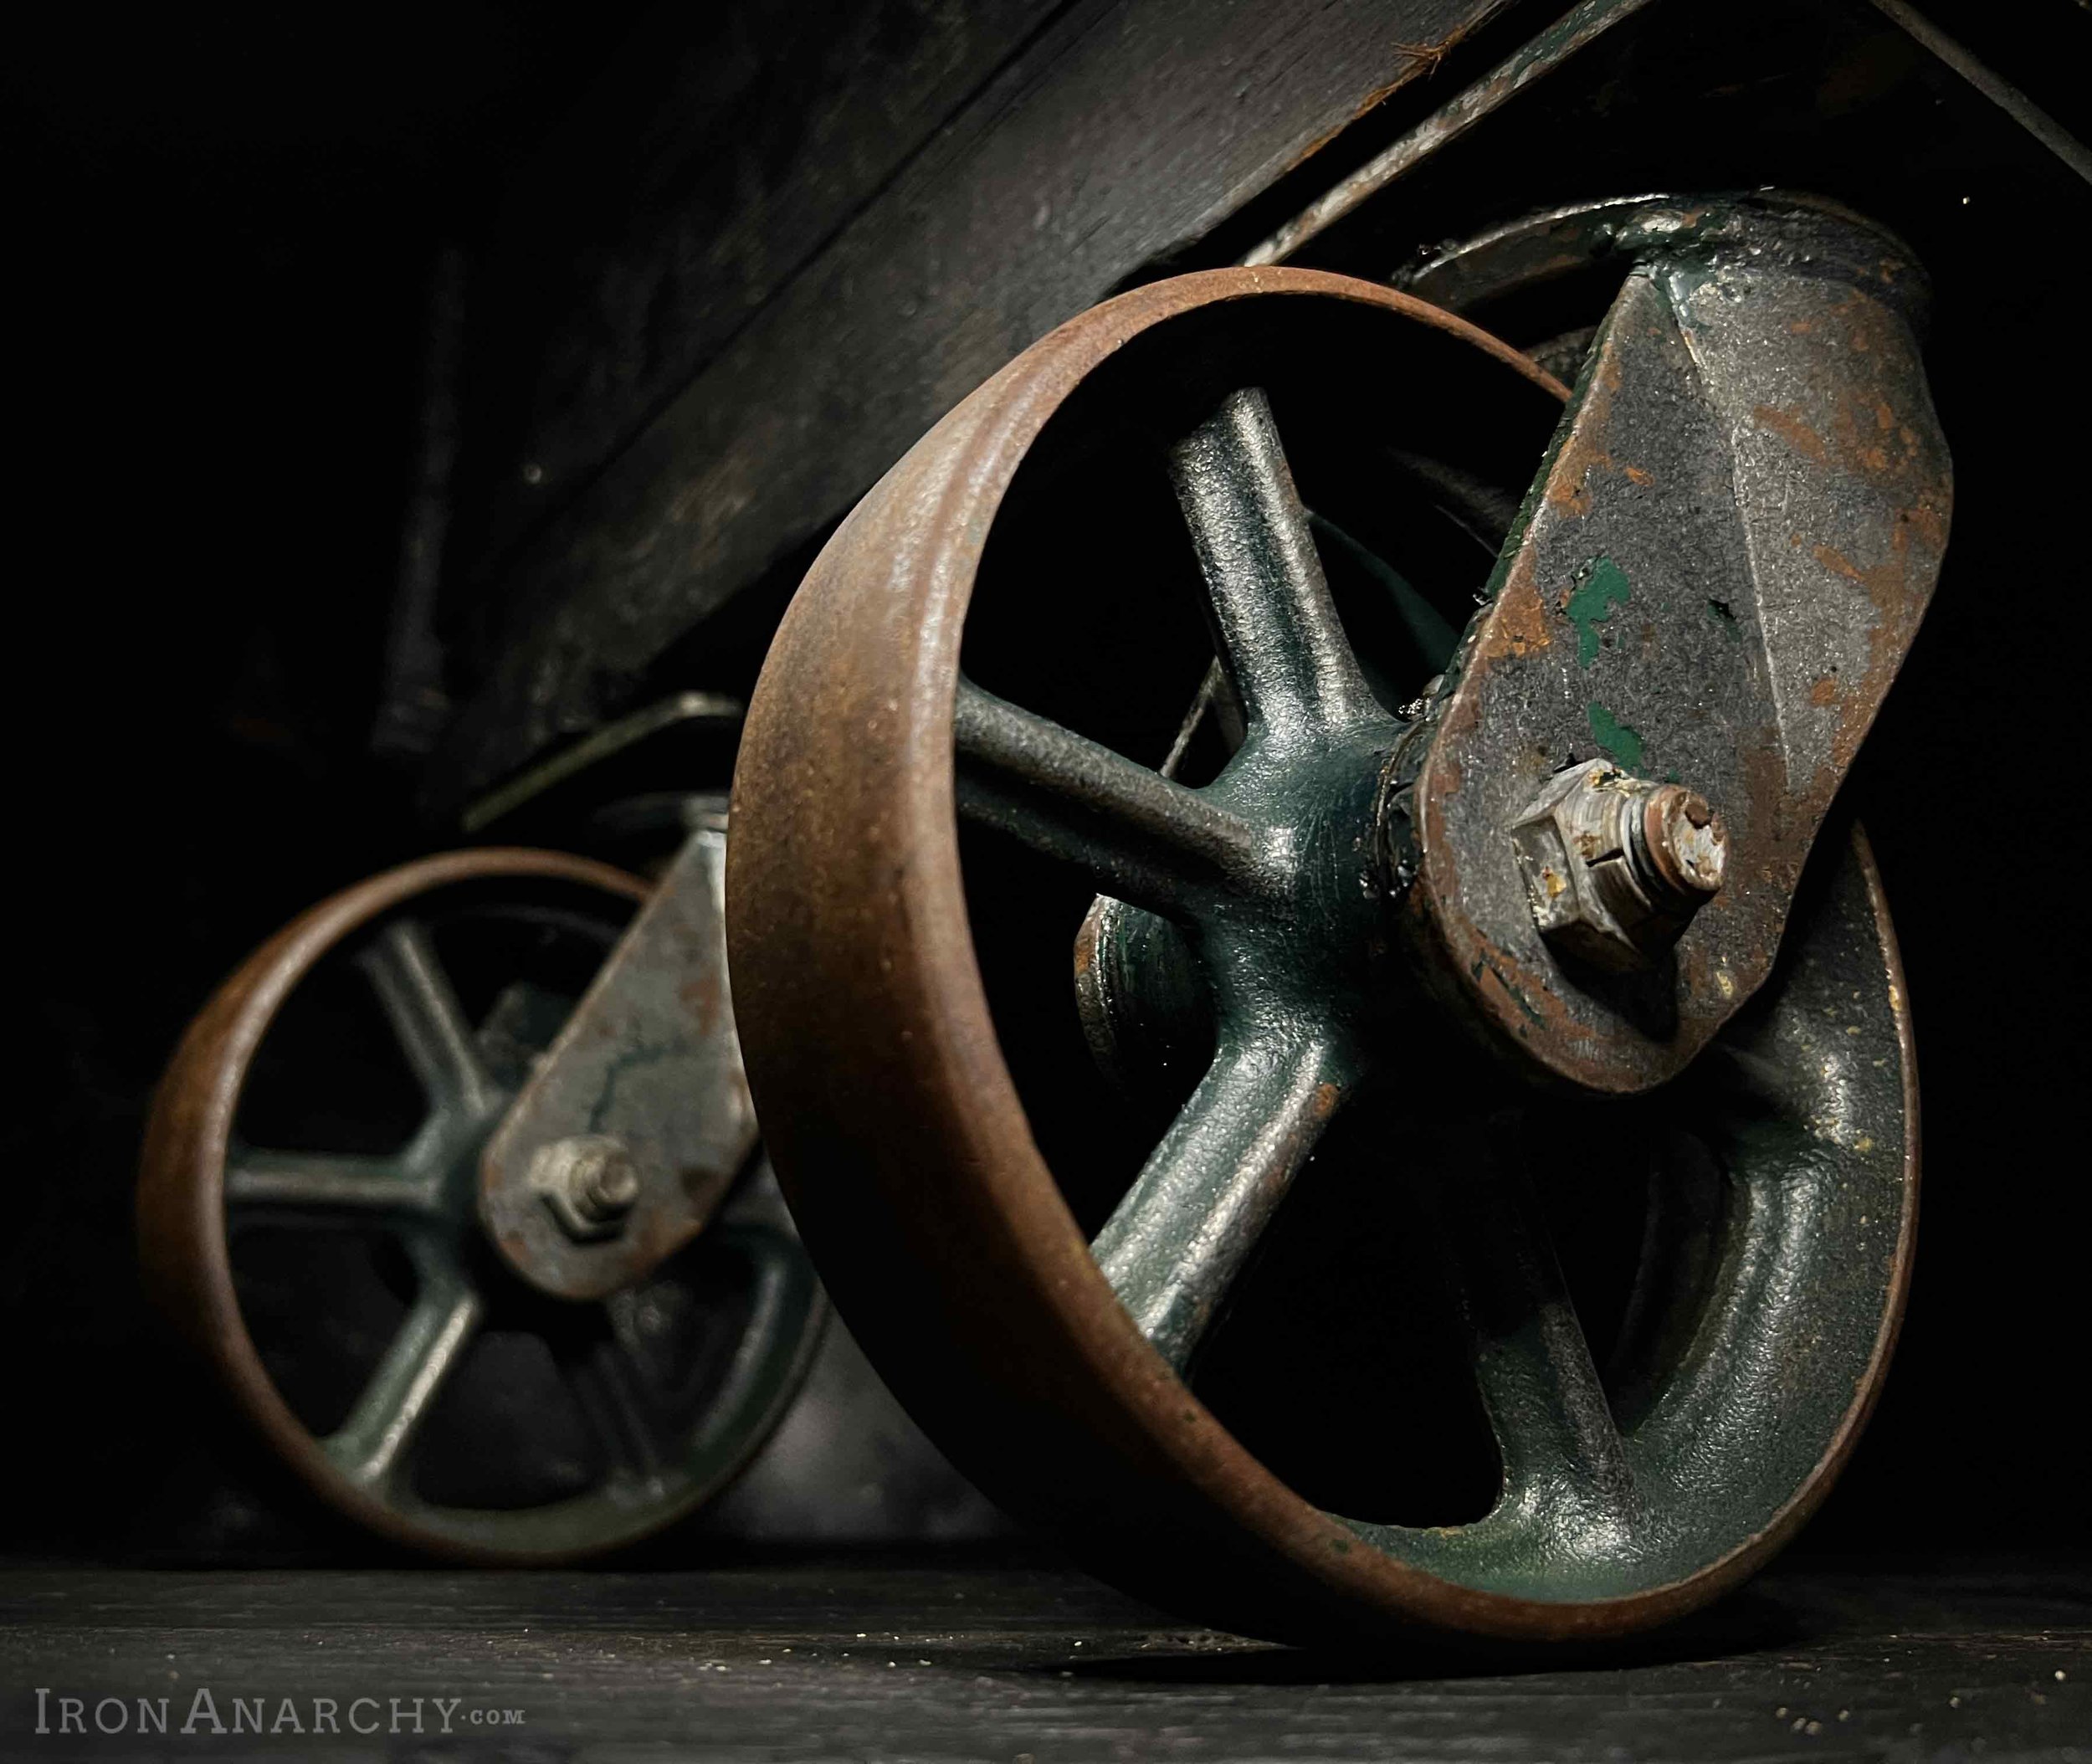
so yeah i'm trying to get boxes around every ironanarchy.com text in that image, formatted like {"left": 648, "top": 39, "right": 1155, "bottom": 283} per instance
{"left": 33, "top": 1689, "right": 524, "bottom": 1737}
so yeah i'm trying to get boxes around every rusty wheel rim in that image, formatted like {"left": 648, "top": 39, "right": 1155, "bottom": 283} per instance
{"left": 139, "top": 848, "right": 823, "bottom": 1562}
{"left": 726, "top": 268, "right": 1917, "bottom": 1643}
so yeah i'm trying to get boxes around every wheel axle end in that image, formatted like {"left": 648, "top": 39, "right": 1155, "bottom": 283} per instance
{"left": 1510, "top": 767, "right": 1729, "bottom": 972}
{"left": 528, "top": 1135, "right": 640, "bottom": 1239}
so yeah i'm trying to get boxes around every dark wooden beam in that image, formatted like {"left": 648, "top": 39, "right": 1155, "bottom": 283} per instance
{"left": 431, "top": 0, "right": 1507, "bottom": 808}
{"left": 451, "top": 2, "right": 1067, "bottom": 580}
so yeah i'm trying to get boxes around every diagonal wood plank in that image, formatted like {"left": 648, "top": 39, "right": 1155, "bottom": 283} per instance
{"left": 432, "top": 0, "right": 1508, "bottom": 808}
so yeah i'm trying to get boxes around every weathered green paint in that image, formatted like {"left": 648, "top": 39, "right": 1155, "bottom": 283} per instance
{"left": 1587, "top": 701, "right": 1645, "bottom": 770}
{"left": 1565, "top": 556, "right": 1633, "bottom": 666}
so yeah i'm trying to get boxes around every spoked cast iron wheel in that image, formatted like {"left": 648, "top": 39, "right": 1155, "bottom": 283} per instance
{"left": 140, "top": 849, "right": 823, "bottom": 1561}
{"left": 727, "top": 267, "right": 1921, "bottom": 1645}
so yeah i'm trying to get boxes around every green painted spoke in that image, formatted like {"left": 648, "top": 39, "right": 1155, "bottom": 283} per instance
{"left": 563, "top": 1317, "right": 666, "bottom": 1485}
{"left": 1094, "top": 1033, "right": 1348, "bottom": 1372}
{"left": 358, "top": 918, "right": 499, "bottom": 1119}
{"left": 321, "top": 1245, "right": 481, "bottom": 1490}
{"left": 1168, "top": 387, "right": 1377, "bottom": 741}
{"left": 226, "top": 1149, "right": 437, "bottom": 1221}
{"left": 955, "top": 680, "right": 1280, "bottom": 914}
{"left": 1432, "top": 1147, "right": 1635, "bottom": 1521}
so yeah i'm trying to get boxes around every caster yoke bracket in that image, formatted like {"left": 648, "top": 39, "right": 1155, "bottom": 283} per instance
{"left": 480, "top": 828, "right": 758, "bottom": 1299}
{"left": 1392, "top": 197, "right": 1951, "bottom": 1092}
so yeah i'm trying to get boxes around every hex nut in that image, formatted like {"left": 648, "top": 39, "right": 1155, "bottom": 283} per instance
{"left": 527, "top": 1135, "right": 641, "bottom": 1241}
{"left": 1510, "top": 764, "right": 1727, "bottom": 972}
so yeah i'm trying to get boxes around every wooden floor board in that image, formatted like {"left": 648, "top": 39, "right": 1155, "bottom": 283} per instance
{"left": 3, "top": 1554, "right": 2086, "bottom": 1758}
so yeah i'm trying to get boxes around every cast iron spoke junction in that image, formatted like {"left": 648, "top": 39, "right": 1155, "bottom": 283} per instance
{"left": 320, "top": 1238, "right": 484, "bottom": 1490}
{"left": 244, "top": 918, "right": 519, "bottom": 1497}
{"left": 954, "top": 377, "right": 1648, "bottom": 1539}
{"left": 953, "top": 381, "right": 1400, "bottom": 1368}
{"left": 1092, "top": 1033, "right": 1350, "bottom": 1372}
{"left": 357, "top": 919, "right": 500, "bottom": 1121}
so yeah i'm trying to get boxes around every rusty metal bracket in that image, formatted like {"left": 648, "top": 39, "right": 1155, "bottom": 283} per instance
{"left": 480, "top": 825, "right": 758, "bottom": 1299}
{"left": 1392, "top": 197, "right": 1951, "bottom": 1090}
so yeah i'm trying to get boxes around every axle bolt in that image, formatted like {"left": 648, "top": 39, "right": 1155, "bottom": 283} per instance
{"left": 528, "top": 1135, "right": 641, "bottom": 1240}
{"left": 1510, "top": 766, "right": 1730, "bottom": 972}
{"left": 1638, "top": 784, "right": 1726, "bottom": 906}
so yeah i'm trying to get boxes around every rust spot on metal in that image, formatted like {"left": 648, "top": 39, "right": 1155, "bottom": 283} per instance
{"left": 1545, "top": 351, "right": 1627, "bottom": 515}
{"left": 679, "top": 972, "right": 723, "bottom": 1035}
{"left": 1812, "top": 541, "right": 1890, "bottom": 600}
{"left": 1752, "top": 403, "right": 1829, "bottom": 464}
{"left": 1901, "top": 496, "right": 1948, "bottom": 556}
{"left": 1484, "top": 556, "right": 1553, "bottom": 657}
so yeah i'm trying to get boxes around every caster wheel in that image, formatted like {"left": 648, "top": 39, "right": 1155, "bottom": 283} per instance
{"left": 727, "top": 266, "right": 1922, "bottom": 1644}
{"left": 140, "top": 849, "right": 824, "bottom": 1561}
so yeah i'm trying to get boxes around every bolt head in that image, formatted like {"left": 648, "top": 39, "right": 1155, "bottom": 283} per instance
{"left": 1510, "top": 765, "right": 1728, "bottom": 972}
{"left": 583, "top": 1151, "right": 641, "bottom": 1216}
{"left": 527, "top": 1135, "right": 640, "bottom": 1240}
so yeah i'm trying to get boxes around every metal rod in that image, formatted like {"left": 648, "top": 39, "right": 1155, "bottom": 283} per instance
{"left": 1867, "top": 0, "right": 2092, "bottom": 186}
{"left": 460, "top": 689, "right": 745, "bottom": 833}
{"left": 1241, "top": 0, "right": 1660, "bottom": 267}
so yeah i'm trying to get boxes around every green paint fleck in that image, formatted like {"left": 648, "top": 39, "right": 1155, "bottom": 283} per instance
{"left": 1565, "top": 555, "right": 1632, "bottom": 666}
{"left": 1588, "top": 702, "right": 1646, "bottom": 771}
